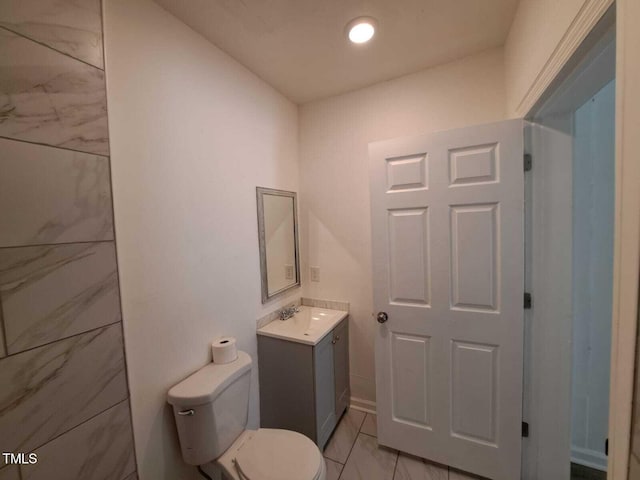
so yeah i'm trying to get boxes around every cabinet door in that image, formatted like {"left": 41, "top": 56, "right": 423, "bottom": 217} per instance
{"left": 314, "top": 332, "right": 336, "bottom": 448}
{"left": 258, "top": 336, "right": 316, "bottom": 439}
{"left": 333, "top": 318, "right": 350, "bottom": 416}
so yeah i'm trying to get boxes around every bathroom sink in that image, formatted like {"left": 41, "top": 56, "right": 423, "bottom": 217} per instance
{"left": 257, "top": 306, "right": 348, "bottom": 345}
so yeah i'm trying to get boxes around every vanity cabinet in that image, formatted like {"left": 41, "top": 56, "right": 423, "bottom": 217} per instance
{"left": 332, "top": 318, "right": 350, "bottom": 416}
{"left": 257, "top": 317, "right": 349, "bottom": 449}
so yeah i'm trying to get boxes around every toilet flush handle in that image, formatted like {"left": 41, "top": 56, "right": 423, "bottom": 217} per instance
{"left": 177, "top": 409, "right": 195, "bottom": 416}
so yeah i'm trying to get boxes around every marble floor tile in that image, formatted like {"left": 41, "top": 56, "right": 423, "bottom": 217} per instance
{"left": 361, "top": 413, "right": 377, "bottom": 437}
{"left": 0, "top": 0, "right": 104, "bottom": 68}
{"left": 0, "top": 324, "right": 128, "bottom": 453}
{"left": 394, "top": 453, "right": 448, "bottom": 480}
{"left": 325, "top": 458, "right": 343, "bottom": 480}
{"left": 339, "top": 433, "right": 397, "bottom": 480}
{"left": 21, "top": 400, "right": 135, "bottom": 480}
{"left": 0, "top": 242, "right": 121, "bottom": 354}
{"left": 0, "top": 30, "right": 109, "bottom": 155}
{"left": 0, "top": 466, "right": 19, "bottom": 480}
{"left": 0, "top": 138, "right": 113, "bottom": 247}
{"left": 324, "top": 408, "right": 366, "bottom": 464}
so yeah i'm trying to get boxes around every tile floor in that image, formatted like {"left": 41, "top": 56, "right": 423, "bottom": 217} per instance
{"left": 323, "top": 409, "right": 483, "bottom": 480}
{"left": 570, "top": 463, "right": 606, "bottom": 480}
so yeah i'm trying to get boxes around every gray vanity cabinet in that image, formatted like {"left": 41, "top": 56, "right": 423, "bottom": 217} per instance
{"left": 257, "top": 317, "right": 350, "bottom": 449}
{"left": 332, "top": 318, "right": 350, "bottom": 416}
{"left": 314, "top": 331, "right": 337, "bottom": 447}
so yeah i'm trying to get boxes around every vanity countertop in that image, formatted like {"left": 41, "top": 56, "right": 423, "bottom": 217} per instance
{"left": 257, "top": 306, "right": 348, "bottom": 346}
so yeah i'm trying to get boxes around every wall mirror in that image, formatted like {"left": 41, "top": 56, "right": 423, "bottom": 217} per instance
{"left": 256, "top": 187, "right": 300, "bottom": 303}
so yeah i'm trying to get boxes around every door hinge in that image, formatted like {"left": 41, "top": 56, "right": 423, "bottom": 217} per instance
{"left": 524, "top": 292, "right": 532, "bottom": 309}
{"left": 522, "top": 422, "right": 529, "bottom": 438}
{"left": 524, "top": 153, "right": 532, "bottom": 172}
{"left": 605, "top": 438, "right": 609, "bottom": 456}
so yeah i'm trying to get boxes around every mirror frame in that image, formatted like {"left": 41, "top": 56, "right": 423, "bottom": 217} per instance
{"left": 256, "top": 186, "right": 301, "bottom": 303}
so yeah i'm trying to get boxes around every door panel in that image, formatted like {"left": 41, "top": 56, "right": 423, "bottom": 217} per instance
{"left": 449, "top": 143, "right": 499, "bottom": 186}
{"left": 451, "top": 341, "right": 498, "bottom": 444}
{"left": 386, "top": 154, "right": 428, "bottom": 192}
{"left": 369, "top": 119, "right": 524, "bottom": 480}
{"left": 388, "top": 208, "right": 430, "bottom": 306}
{"left": 450, "top": 203, "right": 499, "bottom": 311}
{"left": 391, "top": 333, "right": 431, "bottom": 427}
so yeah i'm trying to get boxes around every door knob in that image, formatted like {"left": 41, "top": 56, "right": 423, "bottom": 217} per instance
{"left": 377, "top": 312, "right": 389, "bottom": 324}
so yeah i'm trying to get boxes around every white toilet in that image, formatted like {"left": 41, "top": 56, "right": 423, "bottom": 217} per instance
{"left": 167, "top": 351, "right": 327, "bottom": 480}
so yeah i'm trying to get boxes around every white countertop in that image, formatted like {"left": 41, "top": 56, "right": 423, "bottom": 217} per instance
{"left": 257, "top": 306, "right": 348, "bottom": 345}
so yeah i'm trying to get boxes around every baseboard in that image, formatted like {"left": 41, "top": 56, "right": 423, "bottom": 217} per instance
{"left": 350, "top": 396, "right": 376, "bottom": 414}
{"left": 571, "top": 445, "right": 608, "bottom": 471}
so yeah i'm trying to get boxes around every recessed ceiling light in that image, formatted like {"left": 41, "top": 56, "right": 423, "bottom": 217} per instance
{"left": 346, "top": 17, "right": 377, "bottom": 44}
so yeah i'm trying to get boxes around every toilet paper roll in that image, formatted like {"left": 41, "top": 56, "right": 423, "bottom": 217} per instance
{"left": 211, "top": 336, "right": 238, "bottom": 364}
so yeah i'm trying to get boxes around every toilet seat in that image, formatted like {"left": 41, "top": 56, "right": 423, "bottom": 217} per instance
{"left": 217, "top": 429, "right": 325, "bottom": 480}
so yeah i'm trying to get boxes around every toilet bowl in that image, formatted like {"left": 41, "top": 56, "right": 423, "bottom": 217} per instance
{"left": 167, "top": 351, "right": 325, "bottom": 480}
{"left": 216, "top": 429, "right": 326, "bottom": 480}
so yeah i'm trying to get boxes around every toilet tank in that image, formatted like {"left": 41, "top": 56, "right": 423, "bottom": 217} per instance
{"left": 167, "top": 351, "right": 252, "bottom": 465}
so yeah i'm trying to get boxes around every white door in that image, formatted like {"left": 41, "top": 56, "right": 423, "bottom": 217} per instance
{"left": 369, "top": 119, "right": 524, "bottom": 480}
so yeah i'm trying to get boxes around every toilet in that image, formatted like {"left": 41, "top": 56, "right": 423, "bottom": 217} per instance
{"left": 167, "top": 351, "right": 326, "bottom": 480}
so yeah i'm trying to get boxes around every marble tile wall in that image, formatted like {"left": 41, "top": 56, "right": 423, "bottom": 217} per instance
{"left": 0, "top": 318, "right": 6, "bottom": 358}
{"left": 0, "top": 30, "right": 109, "bottom": 155}
{"left": 0, "top": 324, "right": 128, "bottom": 453}
{"left": 0, "top": 242, "right": 121, "bottom": 353}
{"left": 0, "top": 139, "right": 113, "bottom": 247}
{"left": 0, "top": 0, "right": 136, "bottom": 477}
{"left": 0, "top": 0, "right": 104, "bottom": 69}
{"left": 22, "top": 400, "right": 135, "bottom": 480}
{"left": 0, "top": 466, "right": 19, "bottom": 480}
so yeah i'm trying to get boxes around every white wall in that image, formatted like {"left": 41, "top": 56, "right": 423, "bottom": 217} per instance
{"left": 298, "top": 48, "right": 507, "bottom": 405}
{"left": 103, "top": 0, "right": 300, "bottom": 478}
{"left": 503, "top": 0, "right": 617, "bottom": 117}
{"left": 504, "top": 0, "right": 586, "bottom": 116}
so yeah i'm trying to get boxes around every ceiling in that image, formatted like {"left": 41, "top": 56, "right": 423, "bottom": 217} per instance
{"left": 153, "top": 0, "right": 520, "bottom": 104}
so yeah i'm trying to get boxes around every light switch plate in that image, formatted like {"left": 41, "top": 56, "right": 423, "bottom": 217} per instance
{"left": 285, "top": 264, "right": 294, "bottom": 280}
{"left": 310, "top": 266, "right": 320, "bottom": 282}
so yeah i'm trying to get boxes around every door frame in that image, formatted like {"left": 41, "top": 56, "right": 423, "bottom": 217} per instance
{"left": 522, "top": 3, "right": 640, "bottom": 478}
{"left": 524, "top": 19, "right": 615, "bottom": 478}
{"left": 608, "top": 2, "right": 640, "bottom": 476}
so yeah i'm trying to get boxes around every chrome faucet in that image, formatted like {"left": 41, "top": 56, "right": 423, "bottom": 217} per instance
{"left": 279, "top": 305, "right": 300, "bottom": 320}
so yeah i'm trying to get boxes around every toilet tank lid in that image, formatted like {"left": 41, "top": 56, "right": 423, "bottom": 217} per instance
{"left": 167, "top": 351, "right": 252, "bottom": 407}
